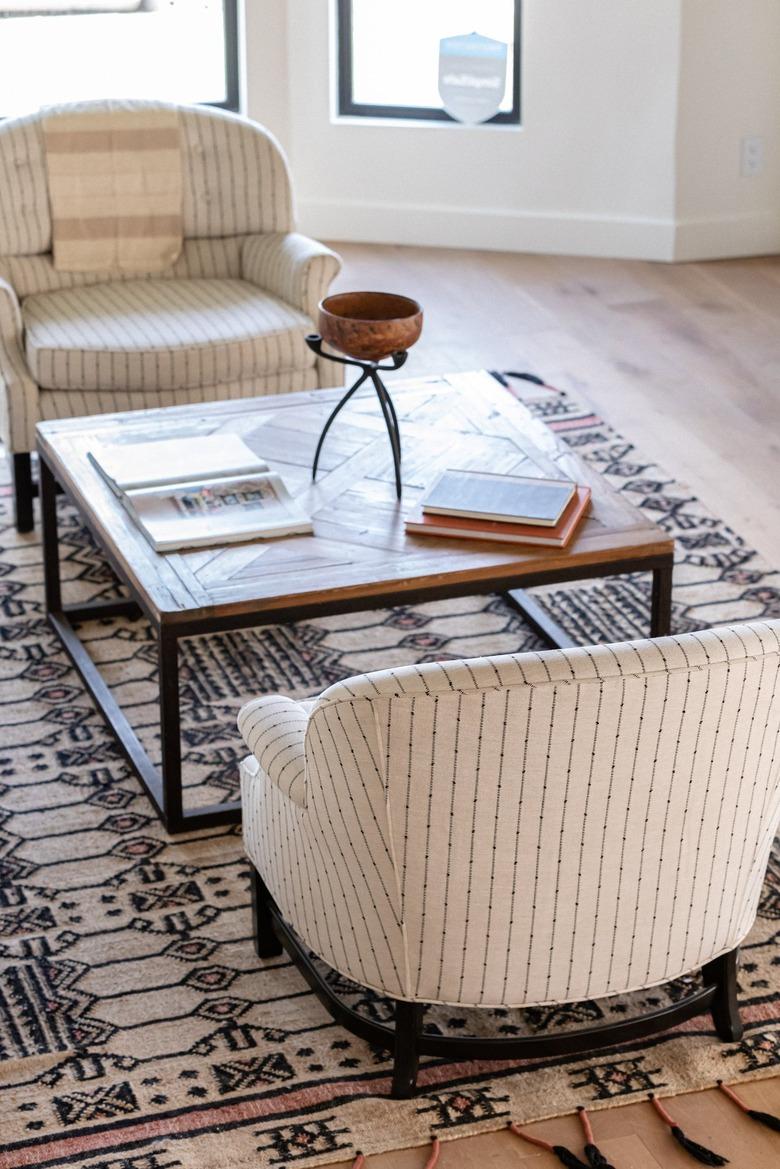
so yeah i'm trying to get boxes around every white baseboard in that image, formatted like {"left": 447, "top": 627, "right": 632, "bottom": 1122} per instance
{"left": 298, "top": 198, "right": 678, "bottom": 262}
{"left": 673, "top": 211, "right": 780, "bottom": 261}
{"left": 299, "top": 198, "right": 780, "bottom": 262}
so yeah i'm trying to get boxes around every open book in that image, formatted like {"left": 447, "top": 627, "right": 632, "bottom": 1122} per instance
{"left": 124, "top": 473, "right": 313, "bottom": 552}
{"left": 88, "top": 435, "right": 312, "bottom": 552}
{"left": 88, "top": 434, "right": 268, "bottom": 496}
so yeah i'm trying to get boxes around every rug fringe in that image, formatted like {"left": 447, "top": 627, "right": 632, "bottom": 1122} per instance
{"left": 577, "top": 1106, "right": 617, "bottom": 1168}
{"left": 424, "top": 1136, "right": 441, "bottom": 1167}
{"left": 717, "top": 1080, "right": 780, "bottom": 1133}
{"left": 649, "top": 1094, "right": 729, "bottom": 1165}
{"left": 509, "top": 1121, "right": 590, "bottom": 1168}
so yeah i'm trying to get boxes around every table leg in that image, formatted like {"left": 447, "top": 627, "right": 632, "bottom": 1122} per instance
{"left": 40, "top": 467, "right": 238, "bottom": 832}
{"left": 40, "top": 456, "right": 62, "bottom": 613}
{"left": 650, "top": 558, "right": 674, "bottom": 638}
{"left": 504, "top": 588, "right": 577, "bottom": 649}
{"left": 159, "top": 629, "right": 183, "bottom": 832}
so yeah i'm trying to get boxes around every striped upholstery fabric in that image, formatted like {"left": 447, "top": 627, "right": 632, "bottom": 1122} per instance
{"left": 0, "top": 110, "right": 50, "bottom": 257}
{"left": 240, "top": 620, "right": 780, "bottom": 1008}
{"left": 178, "top": 104, "right": 293, "bottom": 240}
{"left": 0, "top": 101, "right": 294, "bottom": 256}
{"left": 0, "top": 101, "right": 341, "bottom": 455}
{"left": 0, "top": 278, "right": 38, "bottom": 456}
{"left": 0, "top": 238, "right": 245, "bottom": 299}
{"left": 37, "top": 369, "right": 321, "bottom": 422}
{"left": 243, "top": 233, "right": 342, "bottom": 323}
{"left": 24, "top": 279, "right": 315, "bottom": 392}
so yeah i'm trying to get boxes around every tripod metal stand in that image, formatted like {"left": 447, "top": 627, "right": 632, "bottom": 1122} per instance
{"left": 305, "top": 334, "right": 407, "bottom": 500}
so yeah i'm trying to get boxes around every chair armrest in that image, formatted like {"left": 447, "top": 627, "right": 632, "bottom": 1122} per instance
{"left": 237, "top": 694, "right": 311, "bottom": 807}
{"left": 0, "top": 277, "right": 23, "bottom": 339}
{"left": 242, "top": 232, "right": 341, "bottom": 321}
{"left": 0, "top": 277, "right": 38, "bottom": 453}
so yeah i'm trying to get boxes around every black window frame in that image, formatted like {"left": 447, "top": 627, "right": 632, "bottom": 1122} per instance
{"left": 337, "top": 0, "right": 521, "bottom": 126}
{"left": 212, "top": 0, "right": 240, "bottom": 113}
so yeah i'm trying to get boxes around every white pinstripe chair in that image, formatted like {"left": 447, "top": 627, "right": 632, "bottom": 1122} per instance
{"left": 0, "top": 100, "right": 342, "bottom": 531}
{"left": 239, "top": 620, "right": 780, "bottom": 1097}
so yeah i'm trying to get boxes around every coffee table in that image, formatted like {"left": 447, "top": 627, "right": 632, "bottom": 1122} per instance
{"left": 37, "top": 370, "right": 674, "bottom": 833}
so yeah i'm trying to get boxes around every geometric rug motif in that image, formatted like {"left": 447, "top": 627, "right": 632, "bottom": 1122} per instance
{"left": 0, "top": 376, "right": 779, "bottom": 1168}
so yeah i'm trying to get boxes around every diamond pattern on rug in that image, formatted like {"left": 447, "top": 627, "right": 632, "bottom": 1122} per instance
{"left": 570, "top": 1057, "right": 667, "bottom": 1099}
{"left": 53, "top": 1080, "right": 139, "bottom": 1125}
{"left": 418, "top": 1087, "right": 511, "bottom": 1129}
{"left": 257, "top": 1117, "right": 353, "bottom": 1164}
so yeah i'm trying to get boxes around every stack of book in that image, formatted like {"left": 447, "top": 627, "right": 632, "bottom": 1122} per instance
{"left": 406, "top": 469, "right": 591, "bottom": 548}
{"left": 89, "top": 434, "right": 312, "bottom": 553}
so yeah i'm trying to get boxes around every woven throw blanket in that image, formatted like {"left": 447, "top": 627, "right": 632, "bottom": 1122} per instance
{"left": 42, "top": 103, "right": 183, "bottom": 273}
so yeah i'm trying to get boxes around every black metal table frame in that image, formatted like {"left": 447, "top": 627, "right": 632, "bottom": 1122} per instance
{"left": 40, "top": 454, "right": 674, "bottom": 835}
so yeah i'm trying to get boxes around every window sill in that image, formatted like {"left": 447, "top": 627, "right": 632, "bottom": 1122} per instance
{"left": 332, "top": 114, "right": 523, "bottom": 132}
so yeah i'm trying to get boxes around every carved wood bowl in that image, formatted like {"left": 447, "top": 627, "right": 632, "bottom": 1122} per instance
{"left": 318, "top": 291, "right": 423, "bottom": 362}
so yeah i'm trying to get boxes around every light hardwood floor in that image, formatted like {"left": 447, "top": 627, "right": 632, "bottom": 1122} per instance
{"left": 329, "top": 245, "right": 780, "bottom": 569}
{"left": 327, "top": 243, "right": 780, "bottom": 1167}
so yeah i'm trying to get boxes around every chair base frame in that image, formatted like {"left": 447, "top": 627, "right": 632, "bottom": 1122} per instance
{"left": 249, "top": 867, "right": 744, "bottom": 1098}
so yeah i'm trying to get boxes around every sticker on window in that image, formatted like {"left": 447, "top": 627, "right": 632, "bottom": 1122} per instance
{"left": 438, "top": 32, "right": 508, "bottom": 124}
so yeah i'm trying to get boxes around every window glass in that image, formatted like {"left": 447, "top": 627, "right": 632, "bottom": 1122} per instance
{"left": 342, "top": 0, "right": 520, "bottom": 123}
{"left": 0, "top": 1, "right": 236, "bottom": 118}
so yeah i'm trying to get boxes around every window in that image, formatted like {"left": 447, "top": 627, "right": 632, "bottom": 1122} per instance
{"left": 337, "top": 0, "right": 521, "bottom": 125}
{"left": 0, "top": 1, "right": 238, "bottom": 118}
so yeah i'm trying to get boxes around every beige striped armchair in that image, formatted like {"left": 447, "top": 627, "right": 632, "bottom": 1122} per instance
{"left": 239, "top": 620, "right": 780, "bottom": 1096}
{"left": 0, "top": 100, "right": 342, "bottom": 530}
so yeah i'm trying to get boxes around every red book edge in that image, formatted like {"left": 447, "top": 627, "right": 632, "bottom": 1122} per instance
{"left": 406, "top": 485, "right": 592, "bottom": 547}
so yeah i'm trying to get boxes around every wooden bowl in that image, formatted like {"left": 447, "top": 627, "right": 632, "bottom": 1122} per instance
{"left": 318, "top": 291, "right": 423, "bottom": 362}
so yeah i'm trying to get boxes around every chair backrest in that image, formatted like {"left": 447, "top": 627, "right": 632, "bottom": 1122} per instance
{"left": 303, "top": 620, "right": 780, "bottom": 1008}
{"left": 0, "top": 100, "right": 294, "bottom": 295}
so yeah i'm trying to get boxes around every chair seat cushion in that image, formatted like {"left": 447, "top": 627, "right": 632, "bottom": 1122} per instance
{"left": 23, "top": 278, "right": 315, "bottom": 392}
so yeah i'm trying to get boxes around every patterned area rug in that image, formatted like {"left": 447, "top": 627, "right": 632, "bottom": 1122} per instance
{"left": 1, "top": 376, "right": 779, "bottom": 1169}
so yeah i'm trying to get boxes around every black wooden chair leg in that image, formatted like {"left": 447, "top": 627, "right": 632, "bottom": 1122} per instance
{"left": 703, "top": 948, "right": 743, "bottom": 1042}
{"left": 12, "top": 452, "right": 34, "bottom": 533}
{"left": 250, "top": 867, "right": 283, "bottom": 958}
{"left": 392, "top": 1000, "right": 424, "bottom": 1098}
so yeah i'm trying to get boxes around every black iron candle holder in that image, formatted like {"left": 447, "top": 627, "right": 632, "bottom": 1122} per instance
{"left": 305, "top": 334, "right": 408, "bottom": 500}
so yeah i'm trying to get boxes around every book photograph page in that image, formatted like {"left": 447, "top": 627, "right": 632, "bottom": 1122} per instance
{"left": 171, "top": 478, "right": 283, "bottom": 519}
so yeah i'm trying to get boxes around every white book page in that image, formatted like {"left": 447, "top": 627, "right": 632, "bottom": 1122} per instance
{"left": 89, "top": 434, "right": 268, "bottom": 493}
{"left": 125, "top": 473, "right": 311, "bottom": 551}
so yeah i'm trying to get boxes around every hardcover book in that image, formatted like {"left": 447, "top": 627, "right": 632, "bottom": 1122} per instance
{"left": 421, "top": 469, "right": 576, "bottom": 526}
{"left": 407, "top": 485, "right": 591, "bottom": 548}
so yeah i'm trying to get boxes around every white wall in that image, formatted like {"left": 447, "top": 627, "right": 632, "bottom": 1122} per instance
{"left": 674, "top": 0, "right": 780, "bottom": 259}
{"left": 244, "top": 1, "right": 780, "bottom": 261}
{"left": 243, "top": 0, "right": 291, "bottom": 149}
